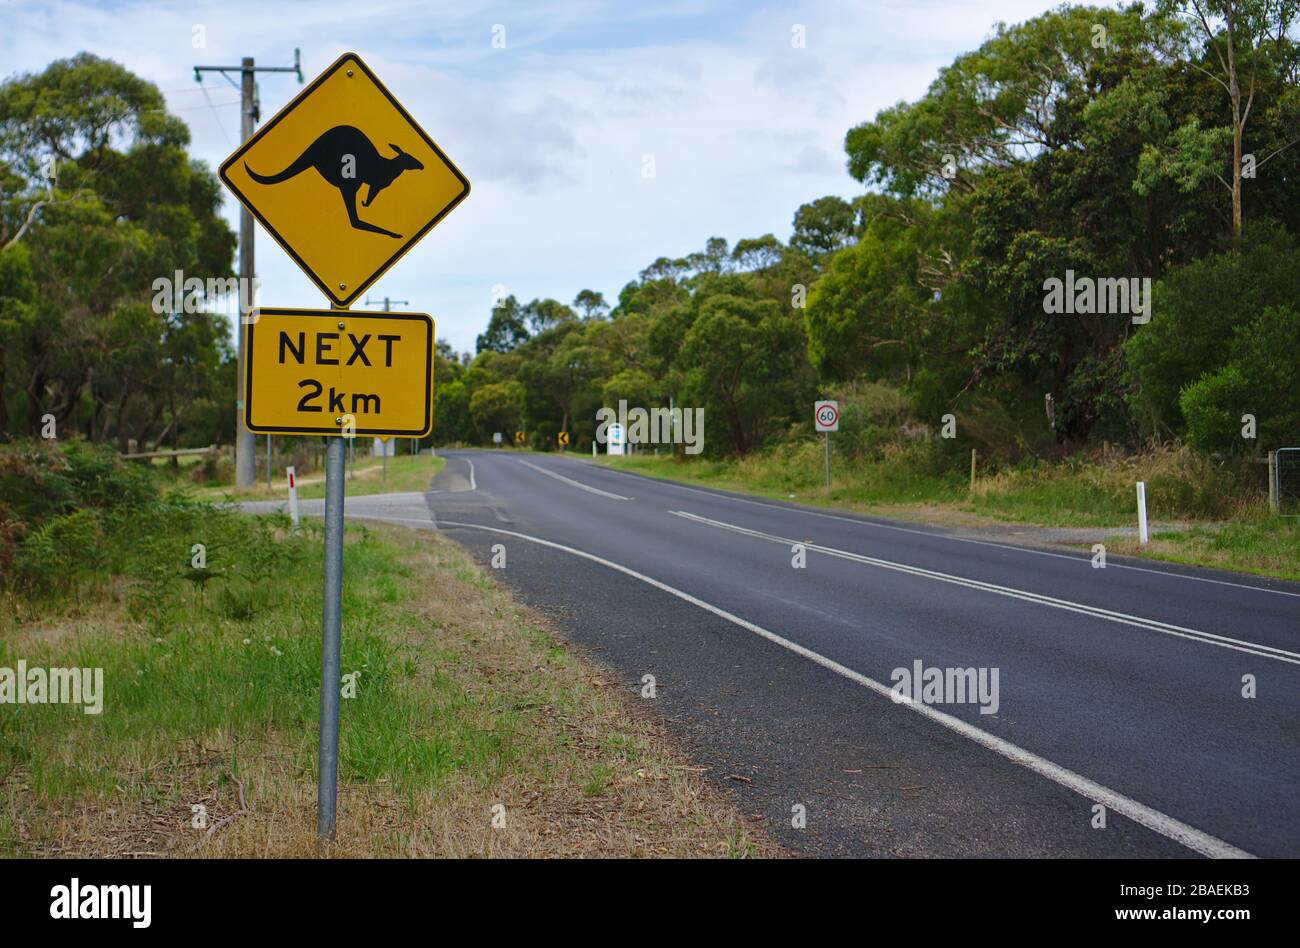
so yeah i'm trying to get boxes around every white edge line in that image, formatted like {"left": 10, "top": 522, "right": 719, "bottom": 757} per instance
{"left": 418, "top": 515, "right": 1252, "bottom": 860}
{"left": 580, "top": 461, "right": 1300, "bottom": 599}
{"left": 670, "top": 510, "right": 1300, "bottom": 666}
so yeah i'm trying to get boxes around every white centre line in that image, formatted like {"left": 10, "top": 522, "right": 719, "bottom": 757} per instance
{"left": 669, "top": 509, "right": 1300, "bottom": 666}
{"left": 427, "top": 517, "right": 1253, "bottom": 860}
{"left": 579, "top": 460, "right": 1300, "bottom": 599}
{"left": 517, "top": 459, "right": 630, "bottom": 500}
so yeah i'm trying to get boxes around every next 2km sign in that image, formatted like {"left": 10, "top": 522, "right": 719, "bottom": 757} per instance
{"left": 815, "top": 400, "right": 840, "bottom": 432}
{"left": 244, "top": 308, "right": 433, "bottom": 437}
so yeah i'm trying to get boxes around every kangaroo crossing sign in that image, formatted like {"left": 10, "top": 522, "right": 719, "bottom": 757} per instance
{"left": 244, "top": 308, "right": 434, "bottom": 437}
{"left": 222, "top": 55, "right": 460, "bottom": 844}
{"left": 219, "top": 52, "right": 470, "bottom": 308}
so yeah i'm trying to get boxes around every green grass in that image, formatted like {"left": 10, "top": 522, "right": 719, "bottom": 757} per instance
{"left": 1111, "top": 515, "right": 1300, "bottom": 582}
{"left": 601, "top": 449, "right": 966, "bottom": 511}
{"left": 967, "top": 474, "right": 1144, "bottom": 527}
{"left": 1, "top": 445, "right": 776, "bottom": 857}
{"left": 0, "top": 502, "right": 506, "bottom": 835}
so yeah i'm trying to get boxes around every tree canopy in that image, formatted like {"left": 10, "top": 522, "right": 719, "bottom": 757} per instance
{"left": 6, "top": 9, "right": 1298, "bottom": 463}
{"left": 1, "top": 53, "right": 235, "bottom": 448}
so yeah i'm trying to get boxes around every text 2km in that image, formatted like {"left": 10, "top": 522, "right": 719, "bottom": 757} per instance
{"left": 279, "top": 330, "right": 401, "bottom": 416}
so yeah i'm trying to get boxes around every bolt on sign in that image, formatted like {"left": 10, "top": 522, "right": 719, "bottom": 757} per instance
{"left": 244, "top": 308, "right": 434, "bottom": 437}
{"left": 219, "top": 52, "right": 470, "bottom": 309}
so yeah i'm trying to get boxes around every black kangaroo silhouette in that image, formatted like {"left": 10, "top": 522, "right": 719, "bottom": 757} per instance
{"left": 245, "top": 125, "right": 423, "bottom": 239}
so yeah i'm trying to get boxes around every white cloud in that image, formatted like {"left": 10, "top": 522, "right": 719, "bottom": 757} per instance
{"left": 783, "top": 144, "right": 840, "bottom": 176}
{"left": 1, "top": 0, "right": 1073, "bottom": 353}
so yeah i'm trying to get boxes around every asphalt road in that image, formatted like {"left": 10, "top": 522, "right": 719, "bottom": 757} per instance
{"left": 246, "top": 449, "right": 1300, "bottom": 858}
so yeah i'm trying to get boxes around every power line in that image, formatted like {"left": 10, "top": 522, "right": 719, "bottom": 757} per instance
{"left": 192, "top": 48, "right": 304, "bottom": 492}
{"left": 196, "top": 78, "right": 234, "bottom": 148}
{"left": 170, "top": 98, "right": 241, "bottom": 110}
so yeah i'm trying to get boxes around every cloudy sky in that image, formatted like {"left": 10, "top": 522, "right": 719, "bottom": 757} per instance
{"left": 4, "top": 0, "right": 1078, "bottom": 353}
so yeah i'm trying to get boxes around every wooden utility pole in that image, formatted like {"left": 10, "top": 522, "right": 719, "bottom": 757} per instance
{"left": 194, "top": 50, "right": 303, "bottom": 486}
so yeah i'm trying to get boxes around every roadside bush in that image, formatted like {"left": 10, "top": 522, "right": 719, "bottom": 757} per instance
{"left": 0, "top": 439, "right": 152, "bottom": 527}
{"left": 12, "top": 508, "right": 106, "bottom": 593}
{"left": 288, "top": 442, "right": 319, "bottom": 478}
{"left": 828, "top": 380, "right": 917, "bottom": 459}
{"left": 819, "top": 380, "right": 1033, "bottom": 468}
{"left": 0, "top": 439, "right": 157, "bottom": 587}
{"left": 0, "top": 516, "right": 25, "bottom": 578}
{"left": 0, "top": 439, "right": 311, "bottom": 601}
{"left": 1180, "top": 306, "right": 1300, "bottom": 455}
{"left": 970, "top": 444, "right": 1247, "bottom": 523}
{"left": 1126, "top": 220, "right": 1300, "bottom": 436}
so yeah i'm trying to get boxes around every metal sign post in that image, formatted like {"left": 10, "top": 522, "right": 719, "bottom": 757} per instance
{"left": 318, "top": 432, "right": 345, "bottom": 839}
{"left": 825, "top": 431, "right": 831, "bottom": 494}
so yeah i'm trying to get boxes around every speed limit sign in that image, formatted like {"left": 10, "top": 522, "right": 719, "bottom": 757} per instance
{"left": 815, "top": 400, "right": 840, "bottom": 432}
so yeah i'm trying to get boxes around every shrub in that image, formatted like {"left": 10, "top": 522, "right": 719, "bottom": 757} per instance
{"left": 0, "top": 439, "right": 152, "bottom": 528}
{"left": 13, "top": 508, "right": 106, "bottom": 593}
{"left": 1181, "top": 306, "right": 1300, "bottom": 454}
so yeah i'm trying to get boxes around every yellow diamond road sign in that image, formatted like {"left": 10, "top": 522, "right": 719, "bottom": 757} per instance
{"left": 244, "top": 308, "right": 434, "bottom": 437}
{"left": 219, "top": 53, "right": 469, "bottom": 309}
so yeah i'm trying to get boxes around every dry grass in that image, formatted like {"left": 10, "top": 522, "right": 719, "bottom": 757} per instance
{"left": 191, "top": 453, "right": 445, "bottom": 503}
{"left": 1, "top": 523, "right": 776, "bottom": 859}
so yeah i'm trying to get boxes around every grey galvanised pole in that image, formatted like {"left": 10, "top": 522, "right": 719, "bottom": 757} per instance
{"left": 318, "top": 435, "right": 345, "bottom": 839}
{"left": 824, "top": 431, "right": 830, "bottom": 494}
